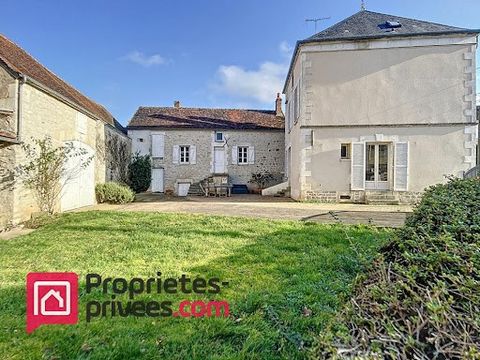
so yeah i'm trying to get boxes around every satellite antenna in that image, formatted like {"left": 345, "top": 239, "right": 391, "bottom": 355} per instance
{"left": 305, "top": 17, "right": 331, "bottom": 33}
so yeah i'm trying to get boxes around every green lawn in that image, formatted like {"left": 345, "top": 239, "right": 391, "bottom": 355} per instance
{"left": 0, "top": 212, "right": 390, "bottom": 359}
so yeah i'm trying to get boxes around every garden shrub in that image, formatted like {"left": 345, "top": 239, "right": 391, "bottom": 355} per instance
{"left": 128, "top": 153, "right": 151, "bottom": 193}
{"left": 315, "top": 177, "right": 480, "bottom": 359}
{"left": 95, "top": 182, "right": 135, "bottom": 204}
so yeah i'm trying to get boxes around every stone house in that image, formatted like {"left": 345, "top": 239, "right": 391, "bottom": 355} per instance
{"left": 0, "top": 34, "right": 130, "bottom": 228}
{"left": 127, "top": 97, "right": 285, "bottom": 194}
{"left": 283, "top": 10, "right": 479, "bottom": 203}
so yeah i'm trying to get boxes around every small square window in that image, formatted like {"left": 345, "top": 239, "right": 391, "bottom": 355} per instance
{"left": 215, "top": 132, "right": 224, "bottom": 142}
{"left": 341, "top": 144, "right": 351, "bottom": 159}
{"left": 180, "top": 146, "right": 190, "bottom": 164}
{"left": 138, "top": 138, "right": 144, "bottom": 142}
{"left": 238, "top": 146, "right": 248, "bottom": 164}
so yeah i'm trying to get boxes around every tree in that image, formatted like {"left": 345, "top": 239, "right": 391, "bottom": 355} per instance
{"left": 129, "top": 153, "right": 151, "bottom": 193}
{"left": 16, "top": 136, "right": 93, "bottom": 214}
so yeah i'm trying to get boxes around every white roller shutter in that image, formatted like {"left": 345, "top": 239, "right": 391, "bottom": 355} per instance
{"left": 151, "top": 134, "right": 165, "bottom": 158}
{"left": 190, "top": 145, "right": 197, "bottom": 164}
{"left": 248, "top": 146, "right": 255, "bottom": 164}
{"left": 351, "top": 142, "right": 365, "bottom": 190}
{"left": 231, "top": 146, "right": 238, "bottom": 165}
{"left": 394, "top": 142, "right": 409, "bottom": 191}
{"left": 172, "top": 145, "right": 179, "bottom": 164}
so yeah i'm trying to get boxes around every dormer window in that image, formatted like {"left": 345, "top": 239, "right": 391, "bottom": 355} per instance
{"left": 215, "top": 131, "right": 224, "bottom": 142}
{"left": 386, "top": 21, "right": 402, "bottom": 28}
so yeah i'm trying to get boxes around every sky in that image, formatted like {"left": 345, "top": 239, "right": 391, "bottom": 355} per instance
{"left": 1, "top": 0, "right": 479, "bottom": 125}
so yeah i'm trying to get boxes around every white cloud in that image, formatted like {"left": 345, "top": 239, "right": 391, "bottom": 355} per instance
{"left": 122, "top": 51, "right": 167, "bottom": 67}
{"left": 210, "top": 42, "right": 291, "bottom": 105}
{"left": 279, "top": 41, "right": 293, "bottom": 58}
{"left": 213, "top": 62, "right": 287, "bottom": 104}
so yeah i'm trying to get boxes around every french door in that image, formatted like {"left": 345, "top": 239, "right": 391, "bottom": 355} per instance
{"left": 365, "top": 143, "right": 390, "bottom": 190}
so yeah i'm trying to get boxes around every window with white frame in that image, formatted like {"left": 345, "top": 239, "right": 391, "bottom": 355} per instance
{"left": 180, "top": 145, "right": 190, "bottom": 164}
{"left": 238, "top": 146, "right": 248, "bottom": 164}
{"left": 215, "top": 131, "right": 224, "bottom": 142}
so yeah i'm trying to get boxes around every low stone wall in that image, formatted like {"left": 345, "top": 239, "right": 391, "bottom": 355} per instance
{"left": 304, "top": 190, "right": 337, "bottom": 202}
{"left": 301, "top": 190, "right": 423, "bottom": 204}
{"left": 398, "top": 191, "right": 423, "bottom": 205}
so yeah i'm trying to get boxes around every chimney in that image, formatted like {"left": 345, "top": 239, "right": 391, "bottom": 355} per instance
{"left": 275, "top": 93, "right": 284, "bottom": 117}
{"left": 174, "top": 100, "right": 181, "bottom": 108}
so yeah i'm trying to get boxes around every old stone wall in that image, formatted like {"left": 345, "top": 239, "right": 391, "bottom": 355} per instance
{"left": 10, "top": 83, "right": 106, "bottom": 225}
{"left": 129, "top": 129, "right": 285, "bottom": 192}
{"left": 103, "top": 124, "right": 131, "bottom": 183}
{"left": 0, "top": 65, "right": 17, "bottom": 138}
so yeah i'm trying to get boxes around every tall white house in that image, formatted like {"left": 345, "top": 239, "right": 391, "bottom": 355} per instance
{"left": 283, "top": 10, "right": 479, "bottom": 203}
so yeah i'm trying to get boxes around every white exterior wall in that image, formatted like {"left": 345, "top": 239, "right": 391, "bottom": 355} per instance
{"left": 284, "top": 34, "right": 478, "bottom": 203}
{"left": 129, "top": 128, "right": 285, "bottom": 193}
{"left": 301, "top": 125, "right": 477, "bottom": 201}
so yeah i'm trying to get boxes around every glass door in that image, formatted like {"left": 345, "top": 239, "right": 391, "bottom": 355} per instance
{"left": 365, "top": 143, "right": 390, "bottom": 190}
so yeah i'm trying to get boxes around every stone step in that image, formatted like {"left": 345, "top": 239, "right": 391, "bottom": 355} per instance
{"left": 365, "top": 192, "right": 399, "bottom": 205}
{"left": 367, "top": 195, "right": 397, "bottom": 200}
{"left": 188, "top": 183, "right": 205, "bottom": 196}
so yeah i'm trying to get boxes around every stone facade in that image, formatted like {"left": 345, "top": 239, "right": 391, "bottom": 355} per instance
{"left": 102, "top": 124, "right": 132, "bottom": 183}
{"left": 129, "top": 128, "right": 285, "bottom": 193}
{"left": 0, "top": 73, "right": 129, "bottom": 229}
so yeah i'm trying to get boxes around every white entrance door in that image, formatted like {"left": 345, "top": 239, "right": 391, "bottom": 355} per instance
{"left": 213, "top": 146, "right": 226, "bottom": 174}
{"left": 151, "top": 168, "right": 164, "bottom": 192}
{"left": 365, "top": 143, "right": 390, "bottom": 190}
{"left": 61, "top": 141, "right": 95, "bottom": 211}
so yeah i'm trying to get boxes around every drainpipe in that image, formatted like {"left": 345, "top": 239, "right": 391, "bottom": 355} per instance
{"left": 15, "top": 74, "right": 26, "bottom": 143}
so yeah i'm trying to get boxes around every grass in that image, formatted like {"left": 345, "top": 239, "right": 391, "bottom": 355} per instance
{"left": 0, "top": 211, "right": 391, "bottom": 359}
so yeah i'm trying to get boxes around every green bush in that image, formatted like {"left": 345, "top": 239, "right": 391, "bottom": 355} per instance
{"left": 95, "top": 182, "right": 135, "bottom": 204}
{"left": 315, "top": 177, "right": 480, "bottom": 359}
{"left": 129, "top": 153, "right": 151, "bottom": 193}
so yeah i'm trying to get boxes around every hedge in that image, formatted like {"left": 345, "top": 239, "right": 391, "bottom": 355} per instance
{"left": 129, "top": 153, "right": 151, "bottom": 193}
{"left": 315, "top": 177, "right": 480, "bottom": 359}
{"left": 95, "top": 182, "right": 135, "bottom": 204}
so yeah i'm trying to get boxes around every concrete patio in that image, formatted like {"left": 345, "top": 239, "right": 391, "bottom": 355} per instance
{"left": 80, "top": 194, "right": 413, "bottom": 228}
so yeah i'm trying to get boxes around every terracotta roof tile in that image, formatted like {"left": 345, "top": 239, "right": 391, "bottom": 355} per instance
{"left": 0, "top": 34, "right": 114, "bottom": 125}
{"left": 128, "top": 107, "right": 284, "bottom": 130}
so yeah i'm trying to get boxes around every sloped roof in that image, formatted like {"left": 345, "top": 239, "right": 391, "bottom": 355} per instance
{"left": 128, "top": 107, "right": 284, "bottom": 130}
{"left": 0, "top": 34, "right": 114, "bottom": 125}
{"left": 306, "top": 10, "right": 478, "bottom": 43}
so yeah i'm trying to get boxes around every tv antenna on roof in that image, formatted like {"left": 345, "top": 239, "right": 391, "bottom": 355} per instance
{"left": 305, "top": 17, "right": 331, "bottom": 33}
{"left": 361, "top": 0, "right": 366, "bottom": 11}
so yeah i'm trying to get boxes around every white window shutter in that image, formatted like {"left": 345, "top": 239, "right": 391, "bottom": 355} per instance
{"left": 248, "top": 146, "right": 255, "bottom": 164}
{"left": 231, "top": 146, "right": 238, "bottom": 165}
{"left": 351, "top": 142, "right": 365, "bottom": 190}
{"left": 151, "top": 134, "right": 165, "bottom": 158}
{"left": 173, "top": 145, "right": 179, "bottom": 164}
{"left": 394, "top": 142, "right": 409, "bottom": 191}
{"left": 190, "top": 145, "right": 197, "bottom": 164}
